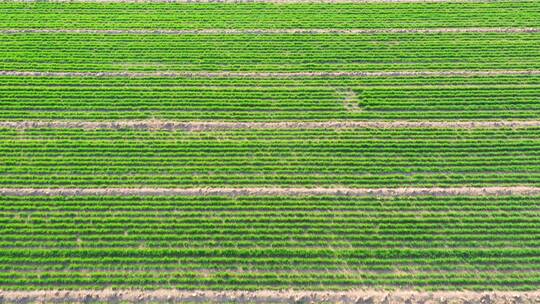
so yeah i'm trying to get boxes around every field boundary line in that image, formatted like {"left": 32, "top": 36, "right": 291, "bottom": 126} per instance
{"left": 1, "top": 0, "right": 517, "bottom": 3}
{"left": 2, "top": 120, "right": 540, "bottom": 130}
{"left": 0, "top": 289, "right": 539, "bottom": 303}
{"left": 2, "top": 70, "right": 540, "bottom": 78}
{"left": 0, "top": 70, "right": 540, "bottom": 78}
{"left": 1, "top": 187, "right": 540, "bottom": 197}
{"left": 2, "top": 28, "right": 539, "bottom": 34}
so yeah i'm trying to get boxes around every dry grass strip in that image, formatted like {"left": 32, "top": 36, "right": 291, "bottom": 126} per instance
{"left": 2, "top": 28, "right": 539, "bottom": 34}
{"left": 2, "top": 70, "right": 540, "bottom": 78}
{"left": 2, "top": 120, "right": 540, "bottom": 130}
{"left": 0, "top": 289, "right": 539, "bottom": 303}
{"left": 1, "top": 187, "right": 539, "bottom": 197}
{"left": 4, "top": 0, "right": 508, "bottom": 3}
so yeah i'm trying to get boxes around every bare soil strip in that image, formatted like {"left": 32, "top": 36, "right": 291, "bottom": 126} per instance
{"left": 2, "top": 70, "right": 540, "bottom": 78}
{"left": 2, "top": 28, "right": 539, "bottom": 35}
{"left": 0, "top": 289, "right": 538, "bottom": 303}
{"left": 1, "top": 187, "right": 539, "bottom": 197}
{"left": 2, "top": 120, "right": 540, "bottom": 130}
{"left": 4, "top": 0, "right": 510, "bottom": 3}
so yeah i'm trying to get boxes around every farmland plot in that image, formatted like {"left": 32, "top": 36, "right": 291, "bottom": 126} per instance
{"left": 0, "top": 0, "right": 540, "bottom": 302}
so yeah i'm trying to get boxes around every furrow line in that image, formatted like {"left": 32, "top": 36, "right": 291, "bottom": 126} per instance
{"left": 2, "top": 70, "right": 540, "bottom": 78}
{"left": 2, "top": 120, "right": 540, "bottom": 130}
{"left": 1, "top": 187, "right": 540, "bottom": 197}
{"left": 2, "top": 28, "right": 539, "bottom": 34}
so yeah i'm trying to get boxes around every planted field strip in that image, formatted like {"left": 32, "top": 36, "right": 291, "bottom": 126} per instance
{"left": 0, "top": 128, "right": 539, "bottom": 188}
{"left": 1, "top": 1, "right": 539, "bottom": 30}
{"left": 0, "top": 195, "right": 539, "bottom": 290}
{"left": 1, "top": 33, "right": 539, "bottom": 72}
{"left": 2, "top": 75, "right": 540, "bottom": 120}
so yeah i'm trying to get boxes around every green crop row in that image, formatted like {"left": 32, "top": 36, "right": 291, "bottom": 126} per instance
{"left": 0, "top": 257, "right": 540, "bottom": 290}
{"left": 3, "top": 127, "right": 538, "bottom": 139}
{"left": 3, "top": 75, "right": 540, "bottom": 87}
{"left": 1, "top": 271, "right": 540, "bottom": 291}
{"left": 2, "top": 174, "right": 540, "bottom": 188}
{"left": 5, "top": 262, "right": 540, "bottom": 274}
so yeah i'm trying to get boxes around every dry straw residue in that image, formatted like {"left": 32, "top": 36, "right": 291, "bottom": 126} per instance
{"left": 2, "top": 28, "right": 539, "bottom": 35}
{"left": 1, "top": 120, "right": 540, "bottom": 131}
{"left": 1, "top": 187, "right": 539, "bottom": 197}
{"left": 2, "top": 70, "right": 540, "bottom": 78}
{"left": 0, "top": 289, "right": 539, "bottom": 303}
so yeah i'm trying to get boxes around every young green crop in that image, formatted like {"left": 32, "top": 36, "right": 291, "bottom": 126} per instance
{"left": 1, "top": 75, "right": 540, "bottom": 120}
{"left": 0, "top": 195, "right": 537, "bottom": 289}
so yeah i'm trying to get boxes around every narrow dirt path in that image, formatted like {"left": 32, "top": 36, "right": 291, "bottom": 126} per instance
{"left": 5, "top": 0, "right": 513, "bottom": 3}
{"left": 1, "top": 120, "right": 540, "bottom": 130}
{"left": 1, "top": 187, "right": 539, "bottom": 197}
{"left": 0, "top": 289, "right": 538, "bottom": 304}
{"left": 2, "top": 28, "right": 539, "bottom": 34}
{"left": 2, "top": 70, "right": 540, "bottom": 78}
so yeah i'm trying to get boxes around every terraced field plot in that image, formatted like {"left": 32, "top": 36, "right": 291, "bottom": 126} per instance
{"left": 1, "top": 0, "right": 540, "bottom": 303}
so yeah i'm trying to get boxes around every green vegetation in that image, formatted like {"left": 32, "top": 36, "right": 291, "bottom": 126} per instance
{"left": 1, "top": 0, "right": 540, "bottom": 293}
{"left": 2, "top": 75, "right": 540, "bottom": 120}
{"left": 1, "top": 1, "right": 539, "bottom": 29}
{"left": 0, "top": 195, "right": 539, "bottom": 290}
{"left": 1, "top": 33, "right": 539, "bottom": 72}
{"left": 0, "top": 128, "right": 538, "bottom": 188}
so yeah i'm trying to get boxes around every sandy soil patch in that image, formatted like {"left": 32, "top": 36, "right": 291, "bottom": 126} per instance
{"left": 2, "top": 120, "right": 540, "bottom": 131}
{"left": 2, "top": 28, "right": 539, "bottom": 35}
{"left": 1, "top": 187, "right": 539, "bottom": 197}
{"left": 1, "top": 289, "right": 539, "bottom": 303}
{"left": 2, "top": 70, "right": 540, "bottom": 78}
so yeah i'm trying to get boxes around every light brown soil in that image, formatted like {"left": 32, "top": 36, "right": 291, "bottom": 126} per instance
{"left": 2, "top": 28, "right": 539, "bottom": 34}
{"left": 1, "top": 187, "right": 539, "bottom": 197}
{"left": 0, "top": 289, "right": 539, "bottom": 303}
{"left": 2, "top": 0, "right": 506, "bottom": 3}
{"left": 2, "top": 70, "right": 540, "bottom": 78}
{"left": 2, "top": 120, "right": 540, "bottom": 131}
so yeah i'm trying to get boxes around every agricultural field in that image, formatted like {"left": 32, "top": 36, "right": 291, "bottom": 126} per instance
{"left": 0, "top": 0, "right": 540, "bottom": 303}
{"left": 1, "top": 128, "right": 540, "bottom": 188}
{"left": 2, "top": 75, "right": 540, "bottom": 120}
{"left": 2, "top": 195, "right": 540, "bottom": 290}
